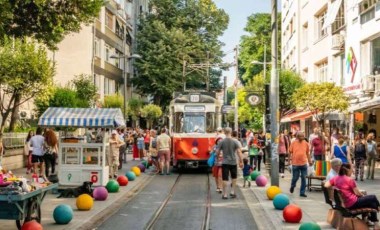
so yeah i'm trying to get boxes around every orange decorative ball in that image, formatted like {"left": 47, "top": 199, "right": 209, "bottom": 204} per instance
{"left": 22, "top": 220, "right": 43, "bottom": 230}
{"left": 283, "top": 204, "right": 302, "bottom": 223}
{"left": 117, "top": 175, "right": 129, "bottom": 186}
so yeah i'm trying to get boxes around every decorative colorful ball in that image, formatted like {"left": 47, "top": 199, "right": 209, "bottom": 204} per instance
{"left": 273, "top": 194, "right": 290, "bottom": 210}
{"left": 76, "top": 194, "right": 94, "bottom": 211}
{"left": 93, "top": 186, "right": 109, "bottom": 201}
{"left": 117, "top": 175, "right": 129, "bottom": 186}
{"left": 147, "top": 158, "right": 153, "bottom": 167}
{"left": 125, "top": 171, "right": 136, "bottom": 181}
{"left": 131, "top": 166, "right": 141, "bottom": 176}
{"left": 53, "top": 204, "right": 73, "bottom": 224}
{"left": 299, "top": 222, "right": 321, "bottom": 230}
{"left": 141, "top": 160, "right": 148, "bottom": 168}
{"left": 106, "top": 179, "right": 120, "bottom": 193}
{"left": 266, "top": 186, "right": 282, "bottom": 200}
{"left": 250, "top": 171, "right": 261, "bottom": 181}
{"left": 138, "top": 164, "right": 146, "bottom": 173}
{"left": 255, "top": 175, "right": 267, "bottom": 187}
{"left": 283, "top": 204, "right": 302, "bottom": 223}
{"left": 21, "top": 220, "right": 43, "bottom": 230}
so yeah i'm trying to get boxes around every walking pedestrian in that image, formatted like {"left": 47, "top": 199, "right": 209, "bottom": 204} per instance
{"left": 118, "top": 128, "right": 126, "bottom": 169}
{"left": 25, "top": 130, "right": 35, "bottom": 174}
{"left": 278, "top": 130, "right": 287, "bottom": 178}
{"left": 332, "top": 136, "right": 352, "bottom": 164}
{"left": 213, "top": 127, "right": 225, "bottom": 193}
{"left": 43, "top": 129, "right": 58, "bottom": 177}
{"left": 289, "top": 131, "right": 313, "bottom": 197}
{"left": 353, "top": 134, "right": 367, "bottom": 181}
{"left": 29, "top": 127, "right": 48, "bottom": 182}
{"left": 132, "top": 132, "right": 139, "bottom": 160}
{"left": 258, "top": 131, "right": 266, "bottom": 165}
{"left": 137, "top": 133, "right": 145, "bottom": 160}
{"left": 216, "top": 127, "right": 244, "bottom": 200}
{"left": 242, "top": 158, "right": 253, "bottom": 188}
{"left": 157, "top": 128, "right": 171, "bottom": 175}
{"left": 366, "top": 133, "right": 377, "bottom": 180}
{"left": 109, "top": 130, "right": 124, "bottom": 178}
{"left": 149, "top": 129, "right": 160, "bottom": 174}
{"left": 310, "top": 130, "right": 326, "bottom": 161}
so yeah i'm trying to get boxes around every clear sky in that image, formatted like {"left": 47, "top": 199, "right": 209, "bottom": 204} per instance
{"left": 214, "top": 0, "right": 271, "bottom": 86}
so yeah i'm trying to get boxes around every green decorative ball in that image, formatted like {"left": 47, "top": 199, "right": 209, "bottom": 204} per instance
{"left": 106, "top": 180, "right": 120, "bottom": 193}
{"left": 250, "top": 170, "right": 261, "bottom": 181}
{"left": 141, "top": 160, "right": 148, "bottom": 168}
{"left": 299, "top": 222, "right": 321, "bottom": 230}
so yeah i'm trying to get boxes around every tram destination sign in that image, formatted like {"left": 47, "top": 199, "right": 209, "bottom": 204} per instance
{"left": 222, "top": 105, "right": 235, "bottom": 114}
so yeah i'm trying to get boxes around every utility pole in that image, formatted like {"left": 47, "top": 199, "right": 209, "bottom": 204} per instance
{"left": 234, "top": 45, "right": 239, "bottom": 132}
{"left": 270, "top": 0, "right": 279, "bottom": 186}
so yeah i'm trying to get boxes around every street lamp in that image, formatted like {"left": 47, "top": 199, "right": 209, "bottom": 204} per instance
{"left": 110, "top": 53, "right": 142, "bottom": 122}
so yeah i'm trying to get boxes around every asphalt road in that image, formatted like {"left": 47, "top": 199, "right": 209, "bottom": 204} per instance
{"left": 97, "top": 170, "right": 257, "bottom": 230}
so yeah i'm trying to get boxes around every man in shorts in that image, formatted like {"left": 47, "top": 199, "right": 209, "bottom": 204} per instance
{"left": 157, "top": 128, "right": 171, "bottom": 175}
{"left": 216, "top": 127, "right": 244, "bottom": 199}
{"left": 30, "top": 127, "right": 48, "bottom": 181}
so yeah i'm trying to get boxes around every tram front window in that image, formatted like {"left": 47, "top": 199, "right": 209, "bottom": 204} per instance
{"left": 183, "top": 115, "right": 205, "bottom": 133}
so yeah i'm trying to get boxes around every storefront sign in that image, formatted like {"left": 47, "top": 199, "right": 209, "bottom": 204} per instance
{"left": 222, "top": 105, "right": 235, "bottom": 114}
{"left": 184, "top": 105, "right": 205, "bottom": 112}
{"left": 245, "top": 94, "right": 261, "bottom": 106}
{"left": 346, "top": 47, "right": 357, "bottom": 83}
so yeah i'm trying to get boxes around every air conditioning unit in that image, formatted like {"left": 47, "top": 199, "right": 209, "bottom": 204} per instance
{"left": 332, "top": 34, "right": 345, "bottom": 50}
{"left": 362, "top": 75, "right": 375, "bottom": 92}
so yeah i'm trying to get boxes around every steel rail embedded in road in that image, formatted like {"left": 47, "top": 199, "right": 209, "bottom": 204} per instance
{"left": 145, "top": 173, "right": 211, "bottom": 230}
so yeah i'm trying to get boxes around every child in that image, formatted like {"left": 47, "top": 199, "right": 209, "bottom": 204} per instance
{"left": 242, "top": 158, "right": 253, "bottom": 187}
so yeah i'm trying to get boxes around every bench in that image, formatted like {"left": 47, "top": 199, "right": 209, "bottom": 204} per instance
{"left": 306, "top": 175, "right": 326, "bottom": 191}
{"left": 322, "top": 185, "right": 376, "bottom": 229}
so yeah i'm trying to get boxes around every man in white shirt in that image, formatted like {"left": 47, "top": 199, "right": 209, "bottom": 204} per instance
{"left": 29, "top": 127, "right": 48, "bottom": 181}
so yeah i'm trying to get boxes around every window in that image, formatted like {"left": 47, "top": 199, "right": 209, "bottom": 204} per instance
{"left": 94, "top": 37, "right": 100, "bottom": 57}
{"left": 302, "top": 68, "right": 308, "bottom": 80}
{"left": 104, "top": 78, "right": 109, "bottom": 95}
{"left": 359, "top": 0, "right": 378, "bottom": 14}
{"left": 115, "top": 50, "right": 122, "bottom": 68}
{"left": 315, "top": 10, "right": 327, "bottom": 40}
{"left": 360, "top": 7, "right": 375, "bottom": 24}
{"left": 302, "top": 23, "right": 308, "bottom": 50}
{"left": 316, "top": 61, "right": 328, "bottom": 82}
{"left": 105, "top": 10, "right": 114, "bottom": 30}
{"left": 94, "top": 74, "right": 101, "bottom": 93}
{"left": 105, "top": 44, "right": 111, "bottom": 62}
{"left": 372, "top": 37, "right": 380, "bottom": 75}
{"left": 332, "top": 1, "right": 345, "bottom": 33}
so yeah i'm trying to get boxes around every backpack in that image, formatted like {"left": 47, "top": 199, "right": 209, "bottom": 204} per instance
{"left": 367, "top": 141, "right": 377, "bottom": 157}
{"left": 354, "top": 142, "right": 366, "bottom": 157}
{"left": 151, "top": 137, "right": 157, "bottom": 149}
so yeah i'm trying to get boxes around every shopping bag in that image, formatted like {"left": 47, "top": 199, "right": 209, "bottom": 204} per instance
{"left": 307, "top": 165, "right": 315, "bottom": 176}
{"left": 207, "top": 152, "right": 216, "bottom": 167}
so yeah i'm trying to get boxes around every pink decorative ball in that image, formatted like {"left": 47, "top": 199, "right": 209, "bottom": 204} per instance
{"left": 93, "top": 186, "right": 108, "bottom": 201}
{"left": 255, "top": 175, "right": 268, "bottom": 187}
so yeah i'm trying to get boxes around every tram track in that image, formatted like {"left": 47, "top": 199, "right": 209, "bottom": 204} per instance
{"left": 145, "top": 173, "right": 211, "bottom": 230}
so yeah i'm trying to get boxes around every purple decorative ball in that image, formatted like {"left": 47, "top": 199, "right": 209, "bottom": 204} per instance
{"left": 93, "top": 186, "right": 108, "bottom": 201}
{"left": 137, "top": 164, "right": 146, "bottom": 173}
{"left": 256, "top": 175, "right": 268, "bottom": 187}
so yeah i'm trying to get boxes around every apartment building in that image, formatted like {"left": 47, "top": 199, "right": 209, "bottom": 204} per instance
{"left": 52, "top": 0, "right": 134, "bottom": 101}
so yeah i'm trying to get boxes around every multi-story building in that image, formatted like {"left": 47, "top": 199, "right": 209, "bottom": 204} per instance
{"left": 51, "top": 0, "right": 134, "bottom": 101}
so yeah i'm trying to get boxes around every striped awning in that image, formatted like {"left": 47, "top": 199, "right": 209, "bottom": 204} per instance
{"left": 38, "top": 108, "right": 125, "bottom": 128}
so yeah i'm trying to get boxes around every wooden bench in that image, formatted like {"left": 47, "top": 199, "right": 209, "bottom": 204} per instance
{"left": 322, "top": 185, "right": 376, "bottom": 229}
{"left": 306, "top": 175, "right": 326, "bottom": 191}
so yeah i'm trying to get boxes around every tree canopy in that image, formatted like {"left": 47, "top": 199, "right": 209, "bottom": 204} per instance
{"left": 279, "top": 70, "right": 305, "bottom": 116}
{"left": 292, "top": 82, "right": 349, "bottom": 128}
{"left": 141, "top": 104, "right": 163, "bottom": 129}
{"left": 0, "top": 0, "right": 103, "bottom": 49}
{"left": 71, "top": 74, "right": 98, "bottom": 108}
{"left": 0, "top": 37, "right": 55, "bottom": 132}
{"left": 134, "top": 0, "right": 229, "bottom": 106}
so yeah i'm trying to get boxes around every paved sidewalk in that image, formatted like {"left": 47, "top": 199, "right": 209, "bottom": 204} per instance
{"left": 241, "top": 162, "right": 380, "bottom": 230}
{"left": 1, "top": 155, "right": 154, "bottom": 230}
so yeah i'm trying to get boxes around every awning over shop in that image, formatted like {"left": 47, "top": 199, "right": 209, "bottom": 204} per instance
{"left": 281, "top": 111, "right": 313, "bottom": 123}
{"left": 38, "top": 108, "right": 125, "bottom": 128}
{"left": 349, "top": 97, "right": 380, "bottom": 112}
{"left": 322, "top": 0, "right": 343, "bottom": 30}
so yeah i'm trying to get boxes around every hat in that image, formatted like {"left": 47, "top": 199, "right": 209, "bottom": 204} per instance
{"left": 330, "top": 158, "right": 342, "bottom": 167}
{"left": 111, "top": 130, "right": 118, "bottom": 135}
{"left": 217, "top": 127, "right": 223, "bottom": 132}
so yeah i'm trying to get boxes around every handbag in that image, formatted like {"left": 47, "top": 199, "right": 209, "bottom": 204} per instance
{"left": 207, "top": 152, "right": 216, "bottom": 167}
{"left": 258, "top": 149, "right": 264, "bottom": 156}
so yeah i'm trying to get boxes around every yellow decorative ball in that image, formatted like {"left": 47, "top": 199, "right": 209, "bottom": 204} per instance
{"left": 131, "top": 166, "right": 141, "bottom": 176}
{"left": 76, "top": 194, "right": 94, "bottom": 211}
{"left": 266, "top": 186, "right": 282, "bottom": 200}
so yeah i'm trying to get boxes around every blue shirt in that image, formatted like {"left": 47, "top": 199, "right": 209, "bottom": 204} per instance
{"left": 334, "top": 145, "right": 348, "bottom": 163}
{"left": 243, "top": 164, "right": 252, "bottom": 176}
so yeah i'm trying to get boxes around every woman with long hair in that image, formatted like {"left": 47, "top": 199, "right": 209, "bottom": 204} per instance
{"left": 332, "top": 137, "right": 351, "bottom": 164}
{"left": 43, "top": 129, "right": 58, "bottom": 177}
{"left": 25, "top": 130, "right": 35, "bottom": 174}
{"left": 30, "top": 127, "right": 48, "bottom": 181}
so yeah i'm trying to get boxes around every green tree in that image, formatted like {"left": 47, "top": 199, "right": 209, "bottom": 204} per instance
{"left": 279, "top": 70, "right": 305, "bottom": 116}
{"left": 0, "top": 37, "right": 55, "bottom": 133}
{"left": 141, "top": 104, "right": 163, "bottom": 129}
{"left": 128, "top": 97, "right": 144, "bottom": 127}
{"left": 292, "top": 82, "right": 349, "bottom": 130}
{"left": 134, "top": 0, "right": 229, "bottom": 106}
{"left": 103, "top": 93, "right": 124, "bottom": 111}
{"left": 0, "top": 0, "right": 103, "bottom": 49}
{"left": 239, "top": 13, "right": 281, "bottom": 83}
{"left": 71, "top": 74, "right": 97, "bottom": 108}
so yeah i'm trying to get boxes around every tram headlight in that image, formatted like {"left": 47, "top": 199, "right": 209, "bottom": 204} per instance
{"left": 192, "top": 147, "right": 199, "bottom": 154}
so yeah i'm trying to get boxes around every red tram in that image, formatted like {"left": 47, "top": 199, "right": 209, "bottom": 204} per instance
{"left": 169, "top": 93, "right": 222, "bottom": 169}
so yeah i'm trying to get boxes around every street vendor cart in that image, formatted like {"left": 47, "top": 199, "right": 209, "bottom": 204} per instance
{"left": 0, "top": 183, "right": 58, "bottom": 229}
{"left": 38, "top": 107, "right": 125, "bottom": 186}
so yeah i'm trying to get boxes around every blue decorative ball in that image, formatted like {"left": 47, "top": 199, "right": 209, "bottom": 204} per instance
{"left": 299, "top": 222, "right": 321, "bottom": 230}
{"left": 53, "top": 204, "right": 73, "bottom": 224}
{"left": 273, "top": 193, "right": 290, "bottom": 210}
{"left": 125, "top": 171, "right": 136, "bottom": 181}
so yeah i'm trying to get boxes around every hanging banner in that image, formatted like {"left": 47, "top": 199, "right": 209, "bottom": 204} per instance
{"left": 245, "top": 94, "right": 262, "bottom": 106}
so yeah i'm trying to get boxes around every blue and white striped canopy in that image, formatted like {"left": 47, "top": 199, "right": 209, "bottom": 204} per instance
{"left": 38, "top": 108, "right": 125, "bottom": 128}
